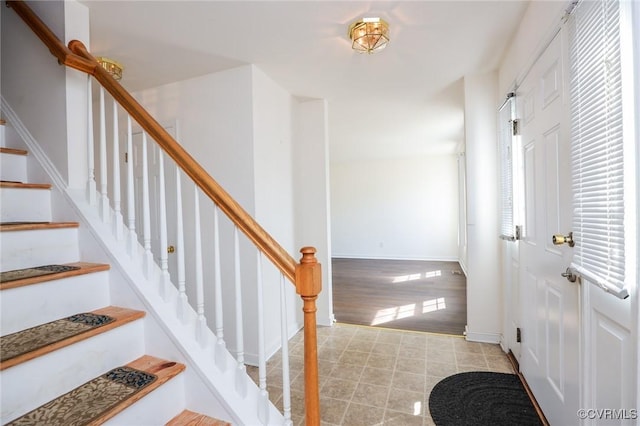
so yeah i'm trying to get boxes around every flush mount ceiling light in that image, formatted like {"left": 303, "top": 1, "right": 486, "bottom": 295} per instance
{"left": 96, "top": 57, "right": 123, "bottom": 81}
{"left": 348, "top": 17, "right": 389, "bottom": 54}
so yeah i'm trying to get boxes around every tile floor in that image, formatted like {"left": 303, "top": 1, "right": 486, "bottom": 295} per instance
{"left": 247, "top": 323, "right": 515, "bottom": 426}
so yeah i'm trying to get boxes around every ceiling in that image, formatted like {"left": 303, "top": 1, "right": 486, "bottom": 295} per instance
{"left": 80, "top": 1, "right": 530, "bottom": 163}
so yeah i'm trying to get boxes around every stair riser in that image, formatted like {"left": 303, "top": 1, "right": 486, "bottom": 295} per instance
{"left": 0, "top": 320, "right": 146, "bottom": 424}
{"left": 103, "top": 374, "right": 186, "bottom": 426}
{"left": 0, "top": 187, "right": 52, "bottom": 223}
{"left": 1, "top": 271, "right": 110, "bottom": 335}
{"left": 0, "top": 154, "right": 27, "bottom": 183}
{"left": 0, "top": 228, "right": 79, "bottom": 271}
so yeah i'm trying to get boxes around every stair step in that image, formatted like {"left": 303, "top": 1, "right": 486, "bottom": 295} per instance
{"left": 0, "top": 222, "right": 80, "bottom": 271}
{"left": 0, "top": 148, "right": 28, "bottom": 183}
{"left": 0, "top": 221, "right": 78, "bottom": 231}
{"left": 0, "top": 183, "right": 52, "bottom": 223}
{"left": 1, "top": 262, "right": 110, "bottom": 335}
{"left": 0, "top": 181, "right": 50, "bottom": 189}
{"left": 167, "top": 410, "right": 231, "bottom": 426}
{"left": 0, "top": 147, "right": 28, "bottom": 156}
{"left": 0, "top": 261, "right": 110, "bottom": 290}
{"left": 5, "top": 355, "right": 185, "bottom": 425}
{"left": 1, "top": 306, "right": 145, "bottom": 371}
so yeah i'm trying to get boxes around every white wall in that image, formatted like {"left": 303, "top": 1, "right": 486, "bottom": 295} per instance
{"left": 457, "top": 153, "right": 468, "bottom": 273}
{"left": 1, "top": 1, "right": 69, "bottom": 183}
{"left": 463, "top": 72, "right": 501, "bottom": 343}
{"left": 63, "top": 0, "right": 90, "bottom": 190}
{"left": 331, "top": 155, "right": 459, "bottom": 261}
{"left": 130, "top": 65, "right": 331, "bottom": 362}
{"left": 498, "top": 1, "right": 566, "bottom": 96}
{"left": 293, "top": 99, "right": 334, "bottom": 326}
{"left": 132, "top": 66, "right": 262, "bottom": 360}
{"left": 251, "top": 66, "right": 302, "bottom": 350}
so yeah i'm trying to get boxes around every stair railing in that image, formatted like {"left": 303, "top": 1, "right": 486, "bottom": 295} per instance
{"left": 6, "top": 1, "right": 321, "bottom": 424}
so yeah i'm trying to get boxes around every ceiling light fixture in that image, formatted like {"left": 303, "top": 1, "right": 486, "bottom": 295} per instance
{"left": 96, "top": 57, "right": 124, "bottom": 81}
{"left": 348, "top": 17, "right": 389, "bottom": 54}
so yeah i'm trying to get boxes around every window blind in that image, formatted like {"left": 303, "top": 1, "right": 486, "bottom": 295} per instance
{"left": 499, "top": 94, "right": 515, "bottom": 241}
{"left": 568, "top": 0, "right": 627, "bottom": 297}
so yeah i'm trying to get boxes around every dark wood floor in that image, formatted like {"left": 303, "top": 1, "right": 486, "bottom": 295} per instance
{"left": 332, "top": 258, "right": 467, "bottom": 335}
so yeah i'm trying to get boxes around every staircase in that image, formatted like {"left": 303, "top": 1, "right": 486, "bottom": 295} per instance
{"left": 0, "top": 122, "right": 229, "bottom": 425}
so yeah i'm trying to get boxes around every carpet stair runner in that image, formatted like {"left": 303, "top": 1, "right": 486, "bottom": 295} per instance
{"left": 0, "top": 306, "right": 145, "bottom": 370}
{"left": 0, "top": 261, "right": 110, "bottom": 290}
{"left": 0, "top": 140, "right": 229, "bottom": 424}
{"left": 6, "top": 355, "right": 185, "bottom": 425}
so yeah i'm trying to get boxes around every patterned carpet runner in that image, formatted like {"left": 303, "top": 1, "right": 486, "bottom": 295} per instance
{"left": 6, "top": 366, "right": 157, "bottom": 426}
{"left": 1, "top": 313, "right": 115, "bottom": 363}
{"left": 0, "top": 264, "right": 81, "bottom": 283}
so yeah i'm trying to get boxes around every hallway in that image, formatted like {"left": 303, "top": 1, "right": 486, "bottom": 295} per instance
{"left": 249, "top": 324, "right": 513, "bottom": 425}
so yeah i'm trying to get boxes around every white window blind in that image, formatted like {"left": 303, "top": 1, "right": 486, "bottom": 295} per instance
{"left": 568, "top": 0, "right": 627, "bottom": 297}
{"left": 498, "top": 94, "right": 515, "bottom": 241}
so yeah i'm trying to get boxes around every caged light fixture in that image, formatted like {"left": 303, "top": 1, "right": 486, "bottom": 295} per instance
{"left": 348, "top": 17, "right": 389, "bottom": 54}
{"left": 96, "top": 57, "right": 124, "bottom": 81}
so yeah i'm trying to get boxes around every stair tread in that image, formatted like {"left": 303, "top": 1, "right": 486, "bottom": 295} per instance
{"left": 1, "top": 261, "right": 110, "bottom": 290}
{"left": 0, "top": 306, "right": 145, "bottom": 371}
{"left": 0, "top": 221, "right": 79, "bottom": 232}
{"left": 0, "top": 181, "right": 51, "bottom": 189}
{"left": 166, "top": 410, "right": 231, "bottom": 426}
{"left": 6, "top": 355, "right": 185, "bottom": 425}
{"left": 0, "top": 147, "right": 28, "bottom": 156}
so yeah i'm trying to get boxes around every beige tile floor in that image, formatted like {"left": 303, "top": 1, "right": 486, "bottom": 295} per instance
{"left": 247, "top": 323, "right": 515, "bottom": 426}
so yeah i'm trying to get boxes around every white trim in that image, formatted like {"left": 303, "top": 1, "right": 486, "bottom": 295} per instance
{"left": 464, "top": 330, "right": 502, "bottom": 344}
{"left": 1, "top": 97, "right": 67, "bottom": 190}
{"left": 331, "top": 254, "right": 461, "bottom": 263}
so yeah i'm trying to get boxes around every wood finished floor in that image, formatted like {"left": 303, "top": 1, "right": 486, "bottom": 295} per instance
{"left": 332, "top": 258, "right": 467, "bottom": 335}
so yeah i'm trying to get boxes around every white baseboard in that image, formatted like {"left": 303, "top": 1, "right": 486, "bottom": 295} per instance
{"left": 464, "top": 329, "right": 502, "bottom": 344}
{"left": 331, "top": 254, "right": 460, "bottom": 262}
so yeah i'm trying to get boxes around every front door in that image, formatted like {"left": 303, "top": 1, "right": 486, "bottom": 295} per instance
{"left": 518, "top": 30, "right": 580, "bottom": 425}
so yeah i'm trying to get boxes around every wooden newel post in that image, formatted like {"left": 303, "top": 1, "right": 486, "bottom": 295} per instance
{"left": 295, "top": 246, "right": 322, "bottom": 426}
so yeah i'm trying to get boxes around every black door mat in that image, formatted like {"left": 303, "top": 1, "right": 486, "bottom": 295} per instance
{"left": 429, "top": 371, "right": 543, "bottom": 425}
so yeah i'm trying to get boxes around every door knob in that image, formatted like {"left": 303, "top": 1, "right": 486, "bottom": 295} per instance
{"left": 552, "top": 232, "right": 574, "bottom": 247}
{"left": 167, "top": 245, "right": 175, "bottom": 254}
{"left": 561, "top": 267, "right": 577, "bottom": 282}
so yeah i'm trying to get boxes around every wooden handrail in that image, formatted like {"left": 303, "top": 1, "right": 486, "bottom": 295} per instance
{"left": 68, "top": 40, "right": 298, "bottom": 283}
{"left": 6, "top": 1, "right": 96, "bottom": 74}
{"left": 6, "top": 0, "right": 296, "bottom": 283}
{"left": 7, "top": 1, "right": 321, "bottom": 423}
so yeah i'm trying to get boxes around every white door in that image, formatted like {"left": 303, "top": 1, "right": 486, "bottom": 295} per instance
{"left": 132, "top": 128, "right": 179, "bottom": 284}
{"left": 518, "top": 30, "right": 580, "bottom": 425}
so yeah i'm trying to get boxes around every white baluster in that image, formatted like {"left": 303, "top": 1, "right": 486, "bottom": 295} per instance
{"left": 158, "top": 150, "right": 170, "bottom": 301}
{"left": 194, "top": 187, "right": 207, "bottom": 346}
{"left": 141, "top": 132, "right": 153, "bottom": 279}
{"left": 213, "top": 205, "right": 226, "bottom": 370}
{"left": 98, "top": 87, "right": 109, "bottom": 222}
{"left": 126, "top": 116, "right": 138, "bottom": 256}
{"left": 280, "top": 273, "right": 292, "bottom": 425}
{"left": 175, "top": 168, "right": 189, "bottom": 322}
{"left": 234, "top": 226, "right": 247, "bottom": 397}
{"left": 86, "top": 76, "right": 97, "bottom": 206}
{"left": 256, "top": 252, "right": 269, "bottom": 424}
{"left": 111, "top": 99, "right": 123, "bottom": 239}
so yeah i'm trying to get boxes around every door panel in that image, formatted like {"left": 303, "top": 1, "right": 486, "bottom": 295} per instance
{"left": 132, "top": 127, "right": 179, "bottom": 285}
{"left": 523, "top": 141, "right": 537, "bottom": 242}
{"left": 518, "top": 30, "right": 580, "bottom": 425}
